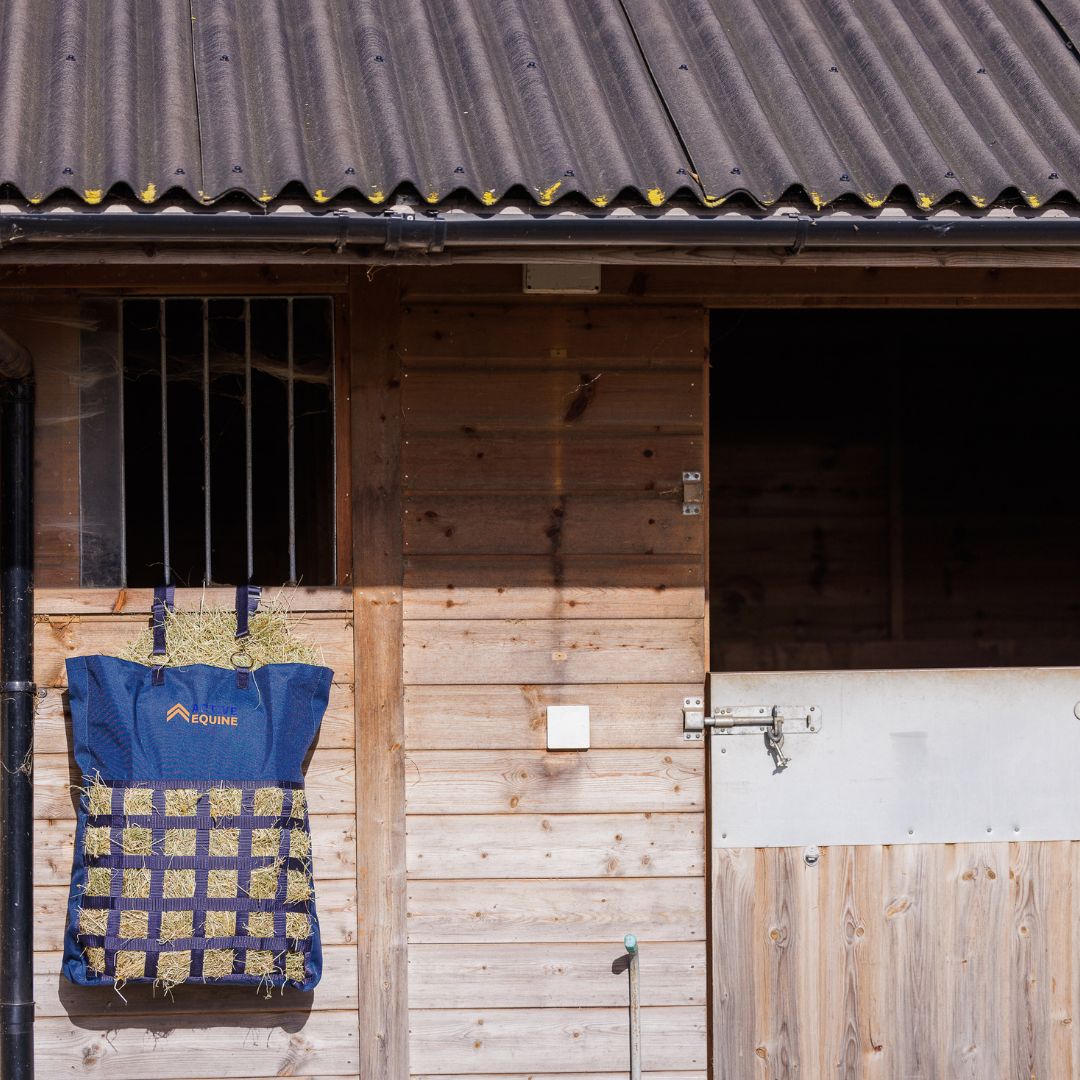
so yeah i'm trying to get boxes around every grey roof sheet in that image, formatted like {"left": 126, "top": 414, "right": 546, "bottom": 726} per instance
{"left": 2, "top": 0, "right": 1080, "bottom": 210}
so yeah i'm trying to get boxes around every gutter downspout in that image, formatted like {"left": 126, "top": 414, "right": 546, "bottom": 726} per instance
{"left": 0, "top": 327, "right": 34, "bottom": 1080}
{"left": 4, "top": 211, "right": 1080, "bottom": 252}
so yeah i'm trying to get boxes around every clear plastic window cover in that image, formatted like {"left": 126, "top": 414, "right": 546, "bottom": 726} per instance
{"left": 71, "top": 297, "right": 335, "bottom": 588}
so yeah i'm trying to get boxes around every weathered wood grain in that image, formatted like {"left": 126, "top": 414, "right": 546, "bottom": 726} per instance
{"left": 34, "top": 587, "right": 352, "bottom": 615}
{"left": 404, "top": 618, "right": 704, "bottom": 685}
{"left": 35, "top": 813, "right": 356, "bottom": 886}
{"left": 33, "top": 682, "right": 356, "bottom": 755}
{"left": 36, "top": 944, "right": 357, "bottom": 1016}
{"left": 33, "top": 613, "right": 353, "bottom": 687}
{"left": 408, "top": 941, "right": 705, "bottom": 1008}
{"left": 404, "top": 493, "right": 702, "bottom": 556}
{"left": 404, "top": 683, "right": 696, "bottom": 750}
{"left": 35, "top": 1010, "right": 359, "bottom": 1078}
{"left": 410, "top": 1074, "right": 705, "bottom": 1080}
{"left": 399, "top": 304, "right": 702, "bottom": 366}
{"left": 404, "top": 555, "right": 703, "bottom": 619}
{"left": 820, "top": 847, "right": 863, "bottom": 1080}
{"left": 407, "top": 878, "right": 705, "bottom": 943}
{"left": 403, "top": 433, "right": 702, "bottom": 494}
{"left": 407, "top": 1006, "right": 706, "bottom": 1074}
{"left": 33, "top": 748, "right": 356, "bottom": 819}
{"left": 404, "top": 750, "right": 703, "bottom": 815}
{"left": 34, "top": 877, "right": 357, "bottom": 952}
{"left": 351, "top": 266, "right": 409, "bottom": 1080}
{"left": 406, "top": 813, "right": 703, "bottom": 878}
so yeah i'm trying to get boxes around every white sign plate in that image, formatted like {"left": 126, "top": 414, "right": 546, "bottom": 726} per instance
{"left": 710, "top": 667, "right": 1080, "bottom": 848}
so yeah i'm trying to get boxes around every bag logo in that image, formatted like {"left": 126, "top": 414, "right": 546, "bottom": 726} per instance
{"left": 166, "top": 702, "right": 239, "bottom": 728}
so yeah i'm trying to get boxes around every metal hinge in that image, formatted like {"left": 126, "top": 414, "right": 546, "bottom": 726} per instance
{"left": 682, "top": 471, "right": 703, "bottom": 515}
{"left": 683, "top": 701, "right": 821, "bottom": 768}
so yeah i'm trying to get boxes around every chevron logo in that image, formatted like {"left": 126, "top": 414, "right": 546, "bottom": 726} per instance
{"left": 166, "top": 703, "right": 190, "bottom": 723}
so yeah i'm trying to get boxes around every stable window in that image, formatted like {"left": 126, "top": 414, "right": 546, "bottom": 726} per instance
{"left": 79, "top": 297, "right": 338, "bottom": 587}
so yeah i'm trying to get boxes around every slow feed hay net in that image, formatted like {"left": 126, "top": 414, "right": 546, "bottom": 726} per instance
{"left": 62, "top": 586, "right": 332, "bottom": 995}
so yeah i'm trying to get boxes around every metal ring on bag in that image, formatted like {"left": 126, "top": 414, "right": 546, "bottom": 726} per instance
{"left": 147, "top": 653, "right": 169, "bottom": 665}
{"left": 231, "top": 652, "right": 254, "bottom": 670}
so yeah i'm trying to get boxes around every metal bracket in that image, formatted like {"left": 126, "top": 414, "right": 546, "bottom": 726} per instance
{"left": 682, "top": 471, "right": 703, "bottom": 516}
{"left": 682, "top": 696, "right": 705, "bottom": 741}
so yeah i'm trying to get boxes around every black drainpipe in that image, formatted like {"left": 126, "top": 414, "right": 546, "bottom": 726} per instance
{"left": 0, "top": 328, "right": 34, "bottom": 1080}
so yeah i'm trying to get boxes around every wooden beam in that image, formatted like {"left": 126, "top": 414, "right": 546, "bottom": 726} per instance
{"left": 350, "top": 267, "right": 408, "bottom": 1079}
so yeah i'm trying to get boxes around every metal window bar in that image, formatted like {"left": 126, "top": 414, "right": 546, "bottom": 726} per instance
{"left": 120, "top": 296, "right": 333, "bottom": 588}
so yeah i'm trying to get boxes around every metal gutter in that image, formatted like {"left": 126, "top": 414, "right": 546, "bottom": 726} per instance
{"left": 0, "top": 330, "right": 35, "bottom": 1080}
{"left": 4, "top": 210, "right": 1080, "bottom": 253}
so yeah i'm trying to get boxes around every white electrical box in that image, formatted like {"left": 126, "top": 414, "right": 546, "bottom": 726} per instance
{"left": 546, "top": 705, "right": 590, "bottom": 750}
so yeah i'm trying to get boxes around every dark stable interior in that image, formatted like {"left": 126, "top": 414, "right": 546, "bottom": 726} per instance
{"left": 710, "top": 308, "right": 1080, "bottom": 671}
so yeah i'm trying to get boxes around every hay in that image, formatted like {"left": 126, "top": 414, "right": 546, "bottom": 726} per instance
{"left": 118, "top": 910, "right": 149, "bottom": 939}
{"left": 84, "top": 826, "right": 112, "bottom": 858}
{"left": 285, "top": 912, "right": 311, "bottom": 940}
{"left": 251, "top": 827, "right": 281, "bottom": 857}
{"left": 113, "top": 594, "right": 322, "bottom": 670}
{"left": 290, "top": 790, "right": 307, "bottom": 820}
{"left": 77, "top": 907, "right": 110, "bottom": 937}
{"left": 164, "top": 828, "right": 197, "bottom": 856}
{"left": 158, "top": 910, "right": 193, "bottom": 942}
{"left": 288, "top": 828, "right": 311, "bottom": 859}
{"left": 285, "top": 952, "right": 306, "bottom": 982}
{"left": 254, "top": 787, "right": 284, "bottom": 818}
{"left": 207, "top": 870, "right": 238, "bottom": 898}
{"left": 165, "top": 788, "right": 200, "bottom": 816}
{"left": 86, "top": 778, "right": 113, "bottom": 816}
{"left": 122, "top": 868, "right": 152, "bottom": 898}
{"left": 155, "top": 950, "right": 191, "bottom": 992}
{"left": 84, "top": 946, "right": 106, "bottom": 974}
{"left": 121, "top": 826, "right": 154, "bottom": 857}
{"left": 247, "top": 860, "right": 283, "bottom": 900}
{"left": 209, "top": 786, "right": 242, "bottom": 820}
{"left": 244, "top": 950, "right": 276, "bottom": 978}
{"left": 123, "top": 787, "right": 154, "bottom": 815}
{"left": 204, "top": 910, "right": 236, "bottom": 938}
{"left": 209, "top": 828, "right": 239, "bottom": 856}
{"left": 286, "top": 869, "right": 312, "bottom": 903}
{"left": 85, "top": 867, "right": 112, "bottom": 896}
{"left": 114, "top": 950, "right": 146, "bottom": 983}
{"left": 245, "top": 911, "right": 276, "bottom": 938}
{"left": 202, "top": 948, "right": 235, "bottom": 980}
{"left": 163, "top": 869, "right": 196, "bottom": 898}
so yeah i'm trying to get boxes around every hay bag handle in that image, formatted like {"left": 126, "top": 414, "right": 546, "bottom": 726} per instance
{"left": 150, "top": 584, "right": 263, "bottom": 688}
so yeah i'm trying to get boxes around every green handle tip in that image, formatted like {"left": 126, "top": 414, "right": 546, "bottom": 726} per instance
{"left": 624, "top": 933, "right": 638, "bottom": 953}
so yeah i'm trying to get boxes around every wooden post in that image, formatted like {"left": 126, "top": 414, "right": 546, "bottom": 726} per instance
{"left": 350, "top": 267, "right": 408, "bottom": 1079}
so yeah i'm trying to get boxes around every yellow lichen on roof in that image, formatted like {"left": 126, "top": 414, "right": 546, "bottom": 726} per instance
{"left": 481, "top": 190, "right": 497, "bottom": 206}
{"left": 84, "top": 189, "right": 103, "bottom": 205}
{"left": 139, "top": 183, "right": 157, "bottom": 203}
{"left": 313, "top": 188, "right": 330, "bottom": 203}
{"left": 645, "top": 187, "right": 664, "bottom": 206}
{"left": 537, "top": 180, "right": 562, "bottom": 206}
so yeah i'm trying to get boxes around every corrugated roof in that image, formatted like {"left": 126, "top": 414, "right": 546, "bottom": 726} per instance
{"left": 2, "top": 0, "right": 1080, "bottom": 210}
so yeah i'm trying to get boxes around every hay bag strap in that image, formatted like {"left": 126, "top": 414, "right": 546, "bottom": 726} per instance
{"left": 60, "top": 588, "right": 334, "bottom": 992}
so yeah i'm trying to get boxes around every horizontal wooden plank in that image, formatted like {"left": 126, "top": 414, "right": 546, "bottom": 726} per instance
{"left": 405, "top": 751, "right": 703, "bottom": 815}
{"left": 404, "top": 433, "right": 702, "bottom": 494}
{"left": 408, "top": 1006, "right": 706, "bottom": 1074}
{"left": 405, "top": 494, "right": 702, "bottom": 556}
{"left": 35, "top": 1009, "right": 359, "bottom": 1078}
{"left": 399, "top": 304, "right": 702, "bottom": 366}
{"left": 36, "top": 944, "right": 356, "bottom": 1017}
{"left": 404, "top": 556, "right": 703, "bottom": 619}
{"left": 406, "top": 813, "right": 703, "bottom": 878}
{"left": 36, "top": 813, "right": 357, "bottom": 886}
{"left": 404, "top": 619, "right": 704, "bottom": 685}
{"left": 35, "top": 587, "right": 352, "bottom": 615}
{"left": 34, "top": 682, "right": 355, "bottom": 755}
{"left": 34, "top": 749, "right": 356, "bottom": 819}
{"left": 411, "top": 1074, "right": 705, "bottom": 1080}
{"left": 33, "top": 614, "right": 353, "bottom": 687}
{"left": 407, "top": 878, "right": 705, "bottom": 943}
{"left": 404, "top": 369, "right": 702, "bottom": 434}
{"left": 405, "top": 684, "right": 698, "bottom": 750}
{"left": 35, "top": 877, "right": 357, "bottom": 951}
{"left": 408, "top": 941, "right": 705, "bottom": 1008}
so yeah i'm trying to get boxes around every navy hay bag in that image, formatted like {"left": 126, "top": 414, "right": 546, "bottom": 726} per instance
{"left": 61, "top": 586, "right": 333, "bottom": 991}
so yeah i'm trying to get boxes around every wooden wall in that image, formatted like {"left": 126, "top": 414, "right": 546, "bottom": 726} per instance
{"left": 31, "top": 587, "right": 360, "bottom": 1077}
{"left": 397, "top": 276, "right": 709, "bottom": 1078}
